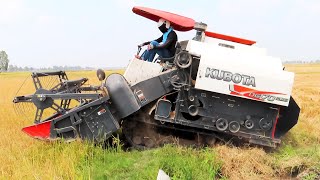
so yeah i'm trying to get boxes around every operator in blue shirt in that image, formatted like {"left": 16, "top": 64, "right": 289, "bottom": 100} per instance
{"left": 138, "top": 19, "right": 178, "bottom": 62}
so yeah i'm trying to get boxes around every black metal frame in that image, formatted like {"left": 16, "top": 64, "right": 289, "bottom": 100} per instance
{"left": 154, "top": 88, "right": 281, "bottom": 147}
{"left": 14, "top": 71, "right": 104, "bottom": 123}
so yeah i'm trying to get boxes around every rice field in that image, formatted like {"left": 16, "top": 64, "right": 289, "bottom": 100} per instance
{"left": 0, "top": 64, "right": 319, "bottom": 179}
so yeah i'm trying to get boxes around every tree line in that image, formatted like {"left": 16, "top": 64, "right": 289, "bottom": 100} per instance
{"left": 0, "top": 50, "right": 95, "bottom": 72}
{"left": 0, "top": 51, "right": 9, "bottom": 72}
{"left": 7, "top": 65, "right": 95, "bottom": 72}
{"left": 283, "top": 60, "right": 320, "bottom": 64}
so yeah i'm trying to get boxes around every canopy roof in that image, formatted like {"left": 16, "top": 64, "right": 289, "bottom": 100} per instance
{"left": 132, "top": 6, "right": 256, "bottom": 45}
{"left": 132, "top": 6, "right": 195, "bottom": 32}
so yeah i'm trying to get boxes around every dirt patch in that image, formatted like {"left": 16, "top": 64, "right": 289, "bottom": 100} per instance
{"left": 296, "top": 168, "right": 320, "bottom": 179}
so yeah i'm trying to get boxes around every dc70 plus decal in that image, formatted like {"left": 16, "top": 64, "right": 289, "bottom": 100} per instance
{"left": 229, "top": 84, "right": 289, "bottom": 103}
{"left": 248, "top": 92, "right": 289, "bottom": 102}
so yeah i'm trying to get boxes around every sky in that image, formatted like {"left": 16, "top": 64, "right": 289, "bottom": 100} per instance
{"left": 0, "top": 0, "right": 319, "bottom": 68}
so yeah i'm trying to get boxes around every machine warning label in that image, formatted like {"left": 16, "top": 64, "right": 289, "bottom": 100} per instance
{"left": 97, "top": 108, "right": 106, "bottom": 116}
{"left": 205, "top": 67, "right": 256, "bottom": 87}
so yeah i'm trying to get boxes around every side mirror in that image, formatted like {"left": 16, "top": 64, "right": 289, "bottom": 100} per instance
{"left": 96, "top": 69, "right": 106, "bottom": 81}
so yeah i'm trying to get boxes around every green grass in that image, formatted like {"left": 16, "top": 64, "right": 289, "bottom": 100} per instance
{"left": 76, "top": 144, "right": 223, "bottom": 180}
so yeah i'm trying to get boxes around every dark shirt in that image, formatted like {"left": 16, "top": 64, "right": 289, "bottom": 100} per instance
{"left": 153, "top": 30, "right": 178, "bottom": 57}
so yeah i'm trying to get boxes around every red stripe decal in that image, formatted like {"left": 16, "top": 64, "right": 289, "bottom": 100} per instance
{"left": 229, "top": 84, "right": 286, "bottom": 102}
{"left": 205, "top": 31, "right": 256, "bottom": 45}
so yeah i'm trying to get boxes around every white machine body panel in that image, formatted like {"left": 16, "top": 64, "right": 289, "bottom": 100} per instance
{"left": 204, "top": 36, "right": 267, "bottom": 56}
{"left": 186, "top": 40, "right": 294, "bottom": 106}
{"left": 124, "top": 58, "right": 163, "bottom": 85}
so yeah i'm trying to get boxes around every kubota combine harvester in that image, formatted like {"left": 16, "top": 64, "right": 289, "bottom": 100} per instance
{"left": 13, "top": 7, "right": 300, "bottom": 148}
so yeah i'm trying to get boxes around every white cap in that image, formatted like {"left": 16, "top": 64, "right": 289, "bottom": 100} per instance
{"left": 158, "top": 18, "right": 170, "bottom": 29}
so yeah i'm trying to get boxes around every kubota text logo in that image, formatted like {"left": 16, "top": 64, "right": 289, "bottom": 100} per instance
{"left": 205, "top": 67, "right": 256, "bottom": 87}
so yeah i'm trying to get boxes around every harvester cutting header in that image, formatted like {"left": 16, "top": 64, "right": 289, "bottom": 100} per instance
{"left": 13, "top": 6, "right": 300, "bottom": 148}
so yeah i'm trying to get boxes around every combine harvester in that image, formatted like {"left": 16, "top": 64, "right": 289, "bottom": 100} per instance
{"left": 13, "top": 7, "right": 300, "bottom": 148}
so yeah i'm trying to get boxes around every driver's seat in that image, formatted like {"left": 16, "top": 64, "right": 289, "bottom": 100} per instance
{"left": 154, "top": 56, "right": 175, "bottom": 63}
{"left": 152, "top": 42, "right": 181, "bottom": 64}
